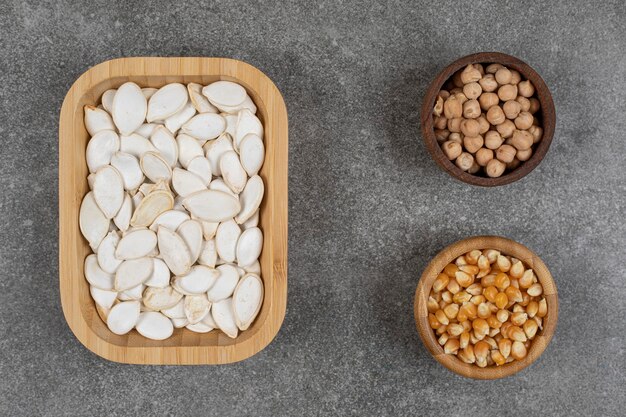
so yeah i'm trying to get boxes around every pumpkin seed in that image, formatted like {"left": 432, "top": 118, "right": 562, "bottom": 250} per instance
{"left": 110, "top": 151, "right": 143, "bottom": 191}
{"left": 130, "top": 190, "right": 174, "bottom": 227}
{"left": 147, "top": 83, "right": 188, "bottom": 122}
{"left": 119, "top": 284, "right": 145, "bottom": 301}
{"left": 143, "top": 286, "right": 183, "bottom": 310}
{"left": 86, "top": 130, "right": 119, "bottom": 173}
{"left": 113, "top": 193, "right": 132, "bottom": 232}
{"left": 112, "top": 82, "right": 147, "bottom": 135}
{"left": 135, "top": 312, "right": 174, "bottom": 340}
{"left": 184, "top": 294, "right": 211, "bottom": 324}
{"left": 90, "top": 285, "right": 118, "bottom": 309}
{"left": 136, "top": 123, "right": 159, "bottom": 138}
{"left": 181, "top": 113, "right": 225, "bottom": 141}
{"left": 177, "top": 219, "right": 203, "bottom": 264}
{"left": 115, "top": 229, "right": 157, "bottom": 260}
{"left": 149, "top": 209, "right": 190, "bottom": 232}
{"left": 114, "top": 257, "right": 153, "bottom": 291}
{"left": 84, "top": 105, "right": 115, "bottom": 136}
{"left": 203, "top": 81, "right": 246, "bottom": 106}
{"left": 233, "top": 274, "right": 263, "bottom": 331}
{"left": 92, "top": 166, "right": 125, "bottom": 219}
{"left": 186, "top": 156, "right": 212, "bottom": 186}
{"left": 185, "top": 316, "right": 215, "bottom": 333}
{"left": 223, "top": 113, "right": 237, "bottom": 137}
{"left": 215, "top": 219, "right": 241, "bottom": 263}
{"left": 198, "top": 238, "right": 217, "bottom": 268}
{"left": 120, "top": 133, "right": 157, "bottom": 159}
{"left": 97, "top": 231, "right": 123, "bottom": 274}
{"left": 107, "top": 300, "right": 141, "bottom": 335}
{"left": 172, "top": 167, "right": 206, "bottom": 197}
{"left": 234, "top": 109, "right": 263, "bottom": 150}
{"left": 142, "top": 87, "right": 158, "bottom": 99}
{"left": 207, "top": 264, "right": 239, "bottom": 303}
{"left": 157, "top": 226, "right": 192, "bottom": 275}
{"left": 236, "top": 227, "right": 263, "bottom": 268}
{"left": 238, "top": 134, "right": 264, "bottom": 176}
{"left": 165, "top": 102, "right": 196, "bottom": 134}
{"left": 188, "top": 82, "right": 218, "bottom": 113}
{"left": 172, "top": 265, "right": 219, "bottom": 294}
{"left": 211, "top": 297, "right": 238, "bottom": 338}
{"left": 235, "top": 175, "right": 264, "bottom": 224}
{"left": 140, "top": 151, "right": 172, "bottom": 183}
{"left": 145, "top": 258, "right": 170, "bottom": 288}
{"left": 242, "top": 209, "right": 259, "bottom": 229}
{"left": 182, "top": 190, "right": 241, "bottom": 222}
{"left": 161, "top": 298, "right": 185, "bottom": 318}
{"left": 243, "top": 259, "right": 261, "bottom": 275}
{"left": 177, "top": 133, "right": 205, "bottom": 168}
{"left": 198, "top": 219, "right": 219, "bottom": 240}
{"left": 208, "top": 178, "right": 239, "bottom": 199}
{"left": 85, "top": 254, "right": 114, "bottom": 290}
{"left": 150, "top": 126, "right": 178, "bottom": 167}
{"left": 204, "top": 133, "right": 234, "bottom": 176}
{"left": 79, "top": 192, "right": 110, "bottom": 251}
{"left": 101, "top": 89, "right": 116, "bottom": 113}
{"left": 171, "top": 317, "right": 189, "bottom": 328}
{"left": 220, "top": 151, "right": 247, "bottom": 193}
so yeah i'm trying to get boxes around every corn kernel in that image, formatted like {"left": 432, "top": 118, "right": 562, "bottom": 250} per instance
{"left": 432, "top": 273, "right": 449, "bottom": 292}
{"left": 428, "top": 313, "right": 441, "bottom": 329}
{"left": 474, "top": 341, "right": 489, "bottom": 361}
{"left": 441, "top": 291, "right": 452, "bottom": 303}
{"left": 487, "top": 315, "right": 502, "bottom": 329}
{"left": 537, "top": 298, "right": 548, "bottom": 318}
{"left": 453, "top": 291, "right": 471, "bottom": 304}
{"left": 472, "top": 318, "right": 489, "bottom": 335}
{"left": 477, "top": 255, "right": 490, "bottom": 271}
{"left": 511, "top": 312, "right": 528, "bottom": 326}
{"left": 511, "top": 341, "right": 527, "bottom": 360}
{"left": 466, "top": 283, "right": 483, "bottom": 296}
{"left": 481, "top": 274, "right": 497, "bottom": 287}
{"left": 495, "top": 273, "right": 510, "bottom": 290}
{"left": 484, "top": 249, "right": 500, "bottom": 263}
{"left": 471, "top": 295, "right": 486, "bottom": 306}
{"left": 443, "top": 303, "right": 459, "bottom": 320}
{"left": 466, "top": 249, "right": 482, "bottom": 265}
{"left": 505, "top": 286, "right": 523, "bottom": 303}
{"left": 435, "top": 309, "right": 449, "bottom": 326}
{"left": 461, "top": 345, "right": 476, "bottom": 363}
{"left": 444, "top": 263, "right": 459, "bottom": 277}
{"left": 484, "top": 336, "right": 497, "bottom": 350}
{"left": 496, "top": 255, "right": 511, "bottom": 272}
{"left": 495, "top": 292, "right": 508, "bottom": 309}
{"left": 460, "top": 331, "right": 470, "bottom": 349}
{"left": 459, "top": 264, "right": 479, "bottom": 275}
{"left": 446, "top": 278, "right": 461, "bottom": 294}
{"left": 483, "top": 285, "right": 498, "bottom": 302}
{"left": 436, "top": 325, "right": 448, "bottom": 335}
{"left": 491, "top": 350, "right": 506, "bottom": 366}
{"left": 477, "top": 302, "right": 491, "bottom": 319}
{"left": 508, "top": 325, "right": 527, "bottom": 342}
{"left": 498, "top": 338, "right": 512, "bottom": 358}
{"left": 509, "top": 261, "right": 524, "bottom": 278}
{"left": 455, "top": 255, "right": 468, "bottom": 267}
{"left": 523, "top": 319, "right": 538, "bottom": 339}
{"left": 496, "top": 309, "right": 509, "bottom": 323}
{"left": 448, "top": 323, "right": 464, "bottom": 337}
{"left": 455, "top": 271, "right": 474, "bottom": 287}
{"left": 526, "top": 301, "right": 539, "bottom": 318}
{"left": 438, "top": 333, "right": 449, "bottom": 346}
{"left": 519, "top": 269, "right": 534, "bottom": 288}
{"left": 527, "top": 283, "right": 543, "bottom": 297}
{"left": 444, "top": 338, "right": 460, "bottom": 354}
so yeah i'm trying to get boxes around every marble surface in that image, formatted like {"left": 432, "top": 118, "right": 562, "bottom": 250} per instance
{"left": 0, "top": 0, "right": 624, "bottom": 415}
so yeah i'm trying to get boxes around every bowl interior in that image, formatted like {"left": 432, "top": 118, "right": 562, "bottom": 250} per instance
{"left": 61, "top": 63, "right": 285, "bottom": 355}
{"left": 421, "top": 52, "right": 556, "bottom": 187}
{"left": 414, "top": 236, "right": 558, "bottom": 379}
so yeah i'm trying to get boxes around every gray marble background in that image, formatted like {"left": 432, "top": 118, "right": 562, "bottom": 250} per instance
{"left": 1, "top": 0, "right": 625, "bottom": 416}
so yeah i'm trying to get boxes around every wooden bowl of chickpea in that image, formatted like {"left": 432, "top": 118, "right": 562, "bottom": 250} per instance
{"left": 421, "top": 52, "right": 555, "bottom": 186}
{"left": 414, "top": 236, "right": 558, "bottom": 379}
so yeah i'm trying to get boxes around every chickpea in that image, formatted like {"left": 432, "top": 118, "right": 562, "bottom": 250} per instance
{"left": 496, "top": 144, "right": 517, "bottom": 163}
{"left": 478, "top": 92, "right": 499, "bottom": 111}
{"left": 455, "top": 92, "right": 469, "bottom": 105}
{"left": 460, "top": 119, "right": 481, "bottom": 137}
{"left": 528, "top": 98, "right": 540, "bottom": 114}
{"left": 475, "top": 148, "right": 494, "bottom": 166}
{"left": 448, "top": 132, "right": 463, "bottom": 144}
{"left": 479, "top": 74, "right": 498, "bottom": 92}
{"left": 516, "top": 96, "right": 531, "bottom": 112}
{"left": 452, "top": 71, "right": 464, "bottom": 88}
{"left": 435, "top": 129, "right": 450, "bottom": 143}
{"left": 455, "top": 152, "right": 475, "bottom": 171}
{"left": 463, "top": 99, "right": 481, "bottom": 119}
{"left": 498, "top": 84, "right": 518, "bottom": 101}
{"left": 516, "top": 147, "right": 533, "bottom": 161}
{"left": 528, "top": 125, "right": 543, "bottom": 144}
{"left": 450, "top": 87, "right": 463, "bottom": 95}
{"left": 463, "top": 82, "right": 482, "bottom": 100}
{"left": 484, "top": 131, "right": 504, "bottom": 149}
{"left": 496, "top": 120, "right": 516, "bottom": 138}
{"left": 474, "top": 63, "right": 485, "bottom": 76}
{"left": 476, "top": 115, "right": 490, "bottom": 134}
{"left": 441, "top": 140, "right": 463, "bottom": 160}
{"left": 502, "top": 100, "right": 521, "bottom": 119}
{"left": 486, "top": 63, "right": 504, "bottom": 74}
{"left": 509, "top": 70, "right": 521, "bottom": 85}
{"left": 495, "top": 68, "right": 512, "bottom": 85}
{"left": 514, "top": 111, "right": 534, "bottom": 130}
{"left": 463, "top": 135, "right": 484, "bottom": 154}
{"left": 518, "top": 80, "right": 535, "bottom": 97}
{"left": 447, "top": 117, "right": 463, "bottom": 133}
{"left": 468, "top": 161, "right": 481, "bottom": 174}
{"left": 434, "top": 116, "right": 448, "bottom": 130}
{"left": 433, "top": 96, "right": 444, "bottom": 117}
{"left": 509, "top": 129, "right": 533, "bottom": 151}
{"left": 486, "top": 106, "right": 506, "bottom": 125}
{"left": 438, "top": 89, "right": 451, "bottom": 100}
{"left": 443, "top": 95, "right": 463, "bottom": 119}
{"left": 485, "top": 159, "right": 506, "bottom": 178}
{"left": 506, "top": 158, "right": 522, "bottom": 171}
{"left": 460, "top": 64, "right": 482, "bottom": 84}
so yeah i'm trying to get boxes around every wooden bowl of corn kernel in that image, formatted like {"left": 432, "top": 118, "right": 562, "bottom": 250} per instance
{"left": 414, "top": 236, "right": 558, "bottom": 379}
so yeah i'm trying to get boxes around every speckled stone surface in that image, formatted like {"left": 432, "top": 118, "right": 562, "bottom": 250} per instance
{"left": 0, "top": 0, "right": 625, "bottom": 415}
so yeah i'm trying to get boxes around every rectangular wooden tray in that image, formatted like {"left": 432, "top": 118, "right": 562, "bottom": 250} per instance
{"left": 59, "top": 57, "right": 288, "bottom": 364}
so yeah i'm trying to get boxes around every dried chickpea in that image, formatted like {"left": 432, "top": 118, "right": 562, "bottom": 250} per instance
{"left": 463, "top": 99, "right": 481, "bottom": 119}
{"left": 448, "top": 132, "right": 462, "bottom": 144}
{"left": 475, "top": 63, "right": 485, "bottom": 75}
{"left": 495, "top": 67, "right": 512, "bottom": 84}
{"left": 528, "top": 97, "right": 540, "bottom": 114}
{"left": 460, "top": 64, "right": 482, "bottom": 84}
{"left": 495, "top": 144, "right": 516, "bottom": 164}
{"left": 516, "top": 95, "right": 531, "bottom": 112}
{"left": 455, "top": 152, "right": 474, "bottom": 171}
{"left": 476, "top": 115, "right": 490, "bottom": 134}
{"left": 479, "top": 92, "right": 500, "bottom": 111}
{"left": 441, "top": 141, "right": 462, "bottom": 160}
{"left": 463, "top": 135, "right": 484, "bottom": 154}
{"left": 528, "top": 125, "right": 543, "bottom": 143}
{"left": 509, "top": 70, "right": 521, "bottom": 85}
{"left": 498, "top": 84, "right": 518, "bottom": 101}
{"left": 516, "top": 148, "right": 533, "bottom": 161}
{"left": 486, "top": 63, "right": 504, "bottom": 74}
{"left": 509, "top": 129, "right": 533, "bottom": 151}
{"left": 460, "top": 118, "right": 481, "bottom": 137}
{"left": 514, "top": 111, "right": 534, "bottom": 130}
{"left": 452, "top": 71, "right": 464, "bottom": 88}
{"left": 433, "top": 116, "right": 448, "bottom": 130}
{"left": 479, "top": 74, "right": 498, "bottom": 92}
{"left": 475, "top": 148, "right": 494, "bottom": 167}
{"left": 467, "top": 161, "right": 480, "bottom": 175}
{"left": 518, "top": 80, "right": 535, "bottom": 97}
{"left": 503, "top": 100, "right": 521, "bottom": 119}
{"left": 443, "top": 95, "right": 463, "bottom": 119}
{"left": 486, "top": 105, "right": 506, "bottom": 125}
{"left": 433, "top": 96, "right": 444, "bottom": 117}
{"left": 447, "top": 117, "right": 463, "bottom": 133}
{"left": 438, "top": 89, "right": 450, "bottom": 100}
{"left": 485, "top": 159, "right": 505, "bottom": 178}
{"left": 506, "top": 158, "right": 521, "bottom": 171}
{"left": 496, "top": 120, "right": 516, "bottom": 138}
{"left": 463, "top": 82, "right": 482, "bottom": 99}
{"left": 484, "top": 130, "right": 503, "bottom": 149}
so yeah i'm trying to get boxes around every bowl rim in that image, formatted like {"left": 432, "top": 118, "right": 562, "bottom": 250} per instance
{"left": 414, "top": 235, "right": 558, "bottom": 379}
{"left": 58, "top": 56, "right": 288, "bottom": 365}
{"left": 421, "top": 52, "right": 556, "bottom": 187}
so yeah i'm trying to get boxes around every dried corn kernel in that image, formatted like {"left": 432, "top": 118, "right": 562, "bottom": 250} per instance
{"left": 481, "top": 274, "right": 496, "bottom": 287}
{"left": 472, "top": 318, "right": 489, "bottom": 336}
{"left": 459, "top": 264, "right": 479, "bottom": 275}
{"left": 446, "top": 278, "right": 461, "bottom": 294}
{"left": 433, "top": 273, "right": 449, "bottom": 292}
{"left": 496, "top": 309, "right": 509, "bottom": 323}
{"left": 427, "top": 296, "right": 439, "bottom": 313}
{"left": 441, "top": 290, "right": 453, "bottom": 303}
{"left": 484, "top": 249, "right": 500, "bottom": 263}
{"left": 453, "top": 291, "right": 471, "bottom": 304}
{"left": 527, "top": 283, "right": 543, "bottom": 297}
{"left": 496, "top": 255, "right": 511, "bottom": 272}
{"left": 495, "top": 273, "right": 510, "bottom": 290}
{"left": 494, "top": 292, "right": 508, "bottom": 309}
{"left": 466, "top": 249, "right": 482, "bottom": 265}
{"left": 455, "top": 255, "right": 468, "bottom": 267}
{"left": 519, "top": 269, "right": 534, "bottom": 288}
{"left": 460, "top": 331, "right": 470, "bottom": 349}
{"left": 438, "top": 333, "right": 449, "bottom": 346}
{"left": 435, "top": 309, "right": 449, "bottom": 326}
{"left": 444, "top": 338, "right": 460, "bottom": 354}
{"left": 498, "top": 338, "right": 512, "bottom": 358}
{"left": 508, "top": 325, "right": 527, "bottom": 342}
{"left": 505, "top": 286, "right": 523, "bottom": 303}
{"left": 470, "top": 295, "right": 486, "bottom": 305}
{"left": 455, "top": 271, "right": 474, "bottom": 287}
{"left": 526, "top": 300, "right": 539, "bottom": 318}
{"left": 537, "top": 298, "right": 547, "bottom": 318}
{"left": 466, "top": 283, "right": 483, "bottom": 296}
{"left": 509, "top": 261, "right": 524, "bottom": 278}
{"left": 486, "top": 315, "right": 502, "bottom": 329}
{"left": 511, "top": 312, "right": 528, "bottom": 326}
{"left": 484, "top": 286, "right": 498, "bottom": 302}
{"left": 428, "top": 313, "right": 441, "bottom": 329}
{"left": 477, "top": 302, "right": 491, "bottom": 319}
{"left": 477, "top": 255, "right": 490, "bottom": 271}
{"left": 523, "top": 319, "right": 538, "bottom": 339}
{"left": 491, "top": 350, "right": 506, "bottom": 366}
{"left": 511, "top": 341, "right": 527, "bottom": 360}
{"left": 443, "top": 303, "right": 459, "bottom": 320}
{"left": 447, "top": 323, "right": 464, "bottom": 337}
{"left": 444, "top": 263, "right": 459, "bottom": 277}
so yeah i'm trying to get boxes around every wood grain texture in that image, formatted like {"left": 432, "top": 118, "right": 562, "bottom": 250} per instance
{"left": 421, "top": 52, "right": 556, "bottom": 187}
{"left": 414, "top": 236, "right": 558, "bottom": 379}
{"left": 59, "top": 57, "right": 288, "bottom": 364}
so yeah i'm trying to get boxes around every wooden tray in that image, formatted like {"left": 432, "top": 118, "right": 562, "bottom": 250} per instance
{"left": 59, "top": 57, "right": 288, "bottom": 364}
{"left": 414, "top": 236, "right": 558, "bottom": 379}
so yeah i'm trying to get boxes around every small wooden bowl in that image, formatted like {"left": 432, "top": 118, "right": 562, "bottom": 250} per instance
{"left": 414, "top": 236, "right": 558, "bottom": 379}
{"left": 421, "top": 52, "right": 556, "bottom": 187}
{"left": 59, "top": 57, "right": 288, "bottom": 364}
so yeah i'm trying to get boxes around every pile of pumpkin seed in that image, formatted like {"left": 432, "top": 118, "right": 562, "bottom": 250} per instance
{"left": 79, "top": 80, "right": 265, "bottom": 340}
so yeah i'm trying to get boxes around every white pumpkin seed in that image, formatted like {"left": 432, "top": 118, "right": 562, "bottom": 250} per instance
{"left": 185, "top": 315, "right": 215, "bottom": 333}
{"left": 236, "top": 227, "right": 263, "bottom": 267}
{"left": 173, "top": 195, "right": 185, "bottom": 211}
{"left": 233, "top": 274, "right": 263, "bottom": 331}
{"left": 142, "top": 87, "right": 158, "bottom": 99}
{"left": 107, "top": 300, "right": 141, "bottom": 335}
{"left": 119, "top": 284, "right": 145, "bottom": 301}
{"left": 181, "top": 113, "right": 225, "bottom": 141}
{"left": 85, "top": 254, "right": 114, "bottom": 290}
{"left": 150, "top": 126, "right": 178, "bottom": 167}
{"left": 144, "top": 258, "right": 170, "bottom": 288}
{"left": 157, "top": 226, "right": 192, "bottom": 275}
{"left": 183, "top": 190, "right": 241, "bottom": 222}
{"left": 208, "top": 178, "right": 239, "bottom": 199}
{"left": 235, "top": 109, "right": 263, "bottom": 150}
{"left": 223, "top": 113, "right": 237, "bottom": 137}
{"left": 110, "top": 151, "right": 143, "bottom": 191}
{"left": 172, "top": 265, "right": 219, "bottom": 294}
{"left": 97, "top": 231, "right": 123, "bottom": 274}
{"left": 87, "top": 173, "right": 96, "bottom": 190}
{"left": 238, "top": 133, "right": 265, "bottom": 176}
{"left": 93, "top": 166, "right": 124, "bottom": 219}
{"left": 203, "top": 81, "right": 246, "bottom": 107}
{"left": 86, "top": 130, "right": 119, "bottom": 173}
{"left": 215, "top": 219, "right": 241, "bottom": 263}
{"left": 188, "top": 82, "right": 218, "bottom": 113}
{"left": 204, "top": 133, "right": 234, "bottom": 176}
{"left": 120, "top": 133, "right": 158, "bottom": 159}
{"left": 140, "top": 151, "right": 172, "bottom": 183}
{"left": 211, "top": 297, "right": 238, "bottom": 338}
{"left": 172, "top": 167, "right": 206, "bottom": 197}
{"left": 143, "top": 286, "right": 183, "bottom": 310}
{"left": 114, "top": 257, "right": 153, "bottom": 291}
{"left": 135, "top": 312, "right": 174, "bottom": 340}
{"left": 79, "top": 192, "right": 110, "bottom": 251}
{"left": 113, "top": 193, "right": 132, "bottom": 232}
{"left": 112, "top": 82, "right": 147, "bottom": 135}
{"left": 184, "top": 294, "right": 211, "bottom": 324}
{"left": 115, "top": 229, "right": 157, "bottom": 260}
{"left": 90, "top": 285, "right": 118, "bottom": 309}
{"left": 130, "top": 190, "right": 174, "bottom": 227}
{"left": 242, "top": 209, "right": 259, "bottom": 229}
{"left": 84, "top": 105, "right": 115, "bottom": 136}
{"left": 161, "top": 298, "right": 185, "bottom": 318}
{"left": 177, "top": 219, "right": 203, "bottom": 264}
{"left": 172, "top": 317, "right": 189, "bottom": 328}
{"left": 207, "top": 264, "right": 239, "bottom": 302}
{"left": 198, "top": 219, "right": 219, "bottom": 240}
{"left": 135, "top": 123, "right": 159, "bottom": 138}
{"left": 235, "top": 175, "right": 264, "bottom": 224}
{"left": 147, "top": 83, "right": 188, "bottom": 122}
{"left": 243, "top": 259, "right": 261, "bottom": 275}
{"left": 101, "top": 89, "right": 116, "bottom": 113}
{"left": 214, "top": 95, "right": 257, "bottom": 114}
{"left": 149, "top": 209, "right": 190, "bottom": 232}
{"left": 220, "top": 150, "right": 247, "bottom": 193}
{"left": 186, "top": 156, "right": 212, "bottom": 186}
{"left": 177, "top": 133, "right": 205, "bottom": 168}
{"left": 198, "top": 239, "right": 217, "bottom": 268}
{"left": 165, "top": 102, "right": 196, "bottom": 134}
